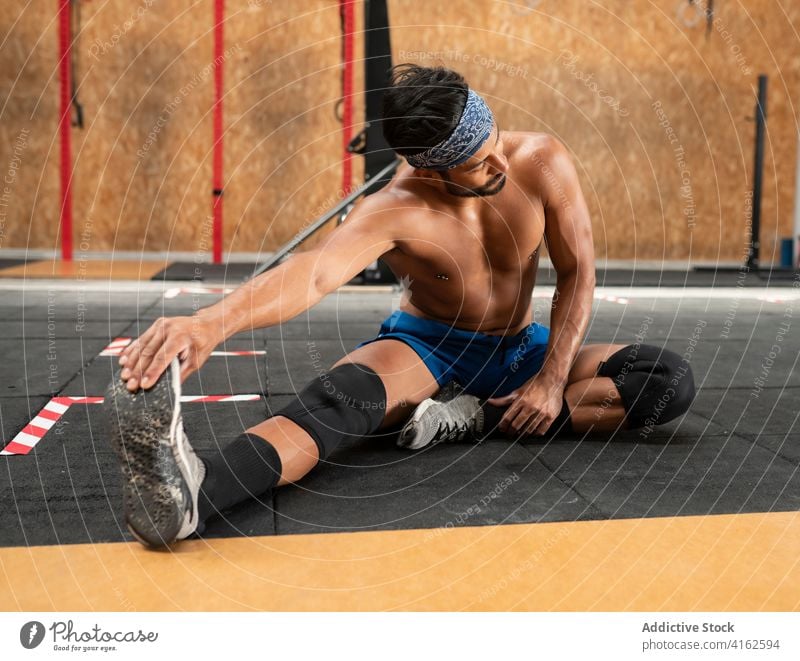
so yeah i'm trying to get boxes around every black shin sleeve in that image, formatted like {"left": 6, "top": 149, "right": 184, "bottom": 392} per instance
{"left": 197, "top": 432, "right": 282, "bottom": 521}
{"left": 479, "top": 398, "right": 573, "bottom": 439}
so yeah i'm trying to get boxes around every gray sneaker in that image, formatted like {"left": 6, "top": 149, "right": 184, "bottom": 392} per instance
{"left": 398, "top": 386, "right": 485, "bottom": 450}
{"left": 104, "top": 358, "right": 205, "bottom": 548}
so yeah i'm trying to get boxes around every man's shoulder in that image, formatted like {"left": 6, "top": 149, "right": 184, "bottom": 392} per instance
{"left": 360, "top": 186, "right": 429, "bottom": 217}
{"left": 507, "top": 132, "right": 575, "bottom": 196}
{"left": 360, "top": 165, "right": 435, "bottom": 213}
{"left": 342, "top": 175, "right": 431, "bottom": 236}
{"left": 506, "top": 131, "right": 567, "bottom": 166}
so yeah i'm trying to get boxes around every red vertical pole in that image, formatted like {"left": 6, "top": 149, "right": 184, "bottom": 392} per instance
{"left": 341, "top": 0, "right": 355, "bottom": 197}
{"left": 212, "top": 0, "right": 225, "bottom": 264}
{"left": 58, "top": 0, "right": 73, "bottom": 261}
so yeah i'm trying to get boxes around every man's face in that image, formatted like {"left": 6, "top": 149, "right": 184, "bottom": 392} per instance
{"left": 437, "top": 124, "right": 508, "bottom": 198}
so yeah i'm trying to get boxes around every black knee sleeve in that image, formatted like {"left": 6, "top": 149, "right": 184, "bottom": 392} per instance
{"left": 276, "top": 363, "right": 387, "bottom": 459}
{"left": 597, "top": 344, "right": 696, "bottom": 428}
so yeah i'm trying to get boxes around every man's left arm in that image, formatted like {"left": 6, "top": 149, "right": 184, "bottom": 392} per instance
{"left": 538, "top": 137, "right": 596, "bottom": 388}
{"left": 490, "top": 136, "right": 595, "bottom": 435}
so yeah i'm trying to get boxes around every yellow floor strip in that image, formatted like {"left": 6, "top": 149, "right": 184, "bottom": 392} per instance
{"left": 1, "top": 512, "right": 798, "bottom": 611}
{"left": 0, "top": 260, "right": 169, "bottom": 280}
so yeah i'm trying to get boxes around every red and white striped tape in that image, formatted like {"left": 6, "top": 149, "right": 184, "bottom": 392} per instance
{"left": 1, "top": 394, "right": 261, "bottom": 456}
{"left": 208, "top": 350, "right": 266, "bottom": 356}
{"left": 100, "top": 338, "right": 265, "bottom": 357}
{"left": 180, "top": 394, "right": 262, "bottom": 403}
{"left": 1, "top": 396, "right": 103, "bottom": 456}
{"left": 100, "top": 338, "right": 133, "bottom": 356}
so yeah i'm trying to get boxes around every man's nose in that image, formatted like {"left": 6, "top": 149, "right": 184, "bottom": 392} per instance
{"left": 490, "top": 153, "right": 509, "bottom": 174}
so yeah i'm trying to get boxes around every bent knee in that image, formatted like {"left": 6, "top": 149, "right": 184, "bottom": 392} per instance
{"left": 597, "top": 343, "right": 696, "bottom": 429}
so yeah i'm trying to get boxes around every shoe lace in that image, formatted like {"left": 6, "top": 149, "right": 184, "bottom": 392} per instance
{"left": 435, "top": 404, "right": 482, "bottom": 443}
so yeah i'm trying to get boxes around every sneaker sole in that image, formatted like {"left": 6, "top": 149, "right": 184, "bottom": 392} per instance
{"left": 104, "top": 359, "right": 196, "bottom": 548}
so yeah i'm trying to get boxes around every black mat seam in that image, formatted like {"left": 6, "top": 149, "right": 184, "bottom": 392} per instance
{"left": 271, "top": 489, "right": 281, "bottom": 536}
{"left": 269, "top": 514, "right": 611, "bottom": 539}
{"left": 257, "top": 393, "right": 280, "bottom": 535}
{"left": 117, "top": 299, "right": 167, "bottom": 329}
{"left": 510, "top": 439, "right": 611, "bottom": 521}
{"left": 527, "top": 409, "right": 800, "bottom": 522}
{"left": 30, "top": 301, "right": 162, "bottom": 398}
{"left": 117, "top": 319, "right": 143, "bottom": 338}
{"left": 264, "top": 389, "right": 305, "bottom": 397}
{"left": 117, "top": 298, "right": 173, "bottom": 322}
{"left": 688, "top": 407, "right": 800, "bottom": 467}
{"left": 55, "top": 345, "right": 117, "bottom": 398}
{"left": 697, "top": 385, "right": 800, "bottom": 392}
{"left": 0, "top": 396, "right": 50, "bottom": 449}
{"left": 0, "top": 331, "right": 134, "bottom": 340}
{"left": 15, "top": 340, "right": 110, "bottom": 398}
{"left": 529, "top": 448, "right": 633, "bottom": 522}
{"left": 1, "top": 394, "right": 62, "bottom": 400}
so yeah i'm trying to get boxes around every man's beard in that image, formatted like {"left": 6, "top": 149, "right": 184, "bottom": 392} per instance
{"left": 440, "top": 172, "right": 507, "bottom": 198}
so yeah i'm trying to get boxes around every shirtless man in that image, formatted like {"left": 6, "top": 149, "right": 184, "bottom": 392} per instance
{"left": 104, "top": 64, "right": 696, "bottom": 548}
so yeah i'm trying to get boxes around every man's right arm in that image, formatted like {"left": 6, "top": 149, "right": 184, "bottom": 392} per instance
{"left": 199, "top": 199, "right": 397, "bottom": 337}
{"left": 118, "top": 195, "right": 397, "bottom": 391}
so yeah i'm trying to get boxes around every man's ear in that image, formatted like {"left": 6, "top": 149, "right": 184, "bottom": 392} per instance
{"left": 414, "top": 168, "right": 439, "bottom": 182}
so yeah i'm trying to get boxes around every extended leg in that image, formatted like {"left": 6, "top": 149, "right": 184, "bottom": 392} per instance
{"left": 197, "top": 340, "right": 440, "bottom": 521}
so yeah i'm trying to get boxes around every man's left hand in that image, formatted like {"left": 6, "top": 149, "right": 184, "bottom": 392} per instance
{"left": 487, "top": 377, "right": 566, "bottom": 437}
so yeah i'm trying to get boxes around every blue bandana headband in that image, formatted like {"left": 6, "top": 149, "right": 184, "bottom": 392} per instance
{"left": 405, "top": 89, "right": 495, "bottom": 171}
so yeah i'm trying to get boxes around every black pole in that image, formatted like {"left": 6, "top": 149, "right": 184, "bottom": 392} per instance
{"left": 251, "top": 159, "right": 400, "bottom": 278}
{"left": 363, "top": 0, "right": 394, "bottom": 188}
{"left": 360, "top": 0, "right": 397, "bottom": 283}
{"left": 252, "top": 0, "right": 398, "bottom": 282}
{"left": 747, "top": 74, "right": 767, "bottom": 270}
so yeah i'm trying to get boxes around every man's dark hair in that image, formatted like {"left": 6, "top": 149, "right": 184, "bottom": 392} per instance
{"left": 381, "top": 63, "right": 469, "bottom": 156}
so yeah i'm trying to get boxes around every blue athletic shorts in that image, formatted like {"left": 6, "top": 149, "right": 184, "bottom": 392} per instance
{"left": 357, "top": 310, "right": 551, "bottom": 399}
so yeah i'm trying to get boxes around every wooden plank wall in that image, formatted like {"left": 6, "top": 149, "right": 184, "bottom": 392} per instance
{"left": 0, "top": 1, "right": 797, "bottom": 261}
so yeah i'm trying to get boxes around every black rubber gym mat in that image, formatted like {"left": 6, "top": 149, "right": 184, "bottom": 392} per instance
{"left": 0, "top": 337, "right": 110, "bottom": 397}
{"left": 535, "top": 267, "right": 800, "bottom": 288}
{"left": 62, "top": 344, "right": 268, "bottom": 397}
{"left": 0, "top": 319, "right": 134, "bottom": 340}
{"left": 663, "top": 337, "right": 799, "bottom": 389}
{"left": 1, "top": 449, "right": 128, "bottom": 546}
{"left": 275, "top": 442, "right": 599, "bottom": 535}
{"left": 271, "top": 397, "right": 599, "bottom": 535}
{"left": 0, "top": 290, "right": 162, "bottom": 316}
{"left": 0, "top": 258, "right": 34, "bottom": 269}
{"left": 267, "top": 321, "right": 385, "bottom": 342}
{"left": 690, "top": 387, "right": 800, "bottom": 463}
{"left": 151, "top": 262, "right": 259, "bottom": 282}
{"left": 149, "top": 264, "right": 800, "bottom": 287}
{"left": 1, "top": 290, "right": 797, "bottom": 548}
{"left": 0, "top": 399, "right": 276, "bottom": 546}
{"left": 0, "top": 396, "right": 49, "bottom": 447}
{"left": 267, "top": 339, "right": 364, "bottom": 395}
{"left": 528, "top": 425, "right": 800, "bottom": 519}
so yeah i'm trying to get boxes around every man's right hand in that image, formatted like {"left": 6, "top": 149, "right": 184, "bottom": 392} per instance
{"left": 118, "top": 316, "right": 222, "bottom": 392}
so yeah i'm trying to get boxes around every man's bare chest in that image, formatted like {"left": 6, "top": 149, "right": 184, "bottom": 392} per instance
{"left": 397, "top": 195, "right": 545, "bottom": 274}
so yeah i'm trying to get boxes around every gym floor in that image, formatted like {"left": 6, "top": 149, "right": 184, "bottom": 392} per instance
{"left": 1, "top": 274, "right": 798, "bottom": 610}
